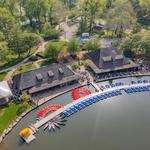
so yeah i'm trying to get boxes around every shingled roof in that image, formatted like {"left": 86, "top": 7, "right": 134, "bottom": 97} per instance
{"left": 85, "top": 47, "right": 139, "bottom": 74}
{"left": 12, "top": 63, "right": 78, "bottom": 92}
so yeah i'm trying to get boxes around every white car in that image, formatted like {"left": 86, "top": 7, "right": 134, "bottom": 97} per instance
{"left": 80, "top": 33, "right": 90, "bottom": 45}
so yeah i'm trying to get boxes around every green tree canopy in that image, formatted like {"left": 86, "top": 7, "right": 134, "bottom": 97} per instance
{"left": 67, "top": 39, "right": 80, "bottom": 55}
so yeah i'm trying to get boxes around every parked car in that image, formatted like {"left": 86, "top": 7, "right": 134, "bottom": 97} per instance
{"left": 79, "top": 33, "right": 90, "bottom": 45}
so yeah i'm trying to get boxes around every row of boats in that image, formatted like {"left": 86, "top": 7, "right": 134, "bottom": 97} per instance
{"left": 63, "top": 90, "right": 122, "bottom": 117}
{"left": 124, "top": 86, "right": 150, "bottom": 93}
{"left": 43, "top": 115, "right": 67, "bottom": 132}
{"left": 100, "top": 80, "right": 149, "bottom": 91}
{"left": 100, "top": 82, "right": 124, "bottom": 90}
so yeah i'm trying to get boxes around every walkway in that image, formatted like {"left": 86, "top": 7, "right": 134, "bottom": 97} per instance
{"left": 32, "top": 82, "right": 150, "bottom": 130}
{"left": 90, "top": 82, "right": 100, "bottom": 91}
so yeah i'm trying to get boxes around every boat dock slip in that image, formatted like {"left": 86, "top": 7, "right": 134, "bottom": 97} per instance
{"left": 90, "top": 82, "right": 100, "bottom": 91}
{"left": 32, "top": 82, "right": 150, "bottom": 130}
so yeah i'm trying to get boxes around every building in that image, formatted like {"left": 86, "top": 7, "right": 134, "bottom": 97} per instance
{"left": 85, "top": 47, "right": 139, "bottom": 78}
{"left": 0, "top": 81, "right": 12, "bottom": 105}
{"left": 12, "top": 63, "right": 79, "bottom": 94}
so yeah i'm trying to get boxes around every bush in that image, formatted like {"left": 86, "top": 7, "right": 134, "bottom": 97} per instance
{"left": 44, "top": 42, "right": 60, "bottom": 60}
{"left": 67, "top": 39, "right": 80, "bottom": 55}
{"left": 29, "top": 55, "right": 38, "bottom": 61}
{"left": 20, "top": 92, "right": 31, "bottom": 102}
{"left": 17, "top": 104, "right": 28, "bottom": 115}
{"left": 72, "top": 63, "right": 79, "bottom": 70}
{"left": 42, "top": 23, "right": 61, "bottom": 40}
{"left": 83, "top": 39, "right": 100, "bottom": 51}
{"left": 83, "top": 60, "right": 89, "bottom": 68}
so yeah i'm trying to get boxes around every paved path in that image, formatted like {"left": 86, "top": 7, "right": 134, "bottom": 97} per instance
{"left": 32, "top": 82, "right": 150, "bottom": 130}
{"left": 60, "top": 22, "right": 78, "bottom": 41}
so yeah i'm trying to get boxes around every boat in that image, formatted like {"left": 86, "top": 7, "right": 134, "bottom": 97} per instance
{"left": 48, "top": 122, "right": 52, "bottom": 132}
{"left": 57, "top": 122, "right": 65, "bottom": 126}
{"left": 51, "top": 123, "right": 55, "bottom": 131}
{"left": 44, "top": 123, "right": 49, "bottom": 130}
{"left": 60, "top": 119, "right": 67, "bottom": 122}
{"left": 54, "top": 123, "right": 60, "bottom": 129}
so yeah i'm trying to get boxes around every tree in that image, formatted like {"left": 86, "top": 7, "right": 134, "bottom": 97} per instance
{"left": 0, "top": 8, "right": 17, "bottom": 40}
{"left": 107, "top": 0, "right": 136, "bottom": 37}
{"left": 140, "top": 38, "right": 150, "bottom": 59}
{"left": 83, "top": 39, "right": 100, "bottom": 51}
{"left": 0, "top": 42, "right": 9, "bottom": 61}
{"left": 139, "top": 0, "right": 150, "bottom": 21}
{"left": 22, "top": 33, "right": 42, "bottom": 55}
{"left": 67, "top": 39, "right": 80, "bottom": 55}
{"left": 24, "top": 0, "right": 49, "bottom": 29}
{"left": 44, "top": 42, "right": 60, "bottom": 60}
{"left": 20, "top": 92, "right": 31, "bottom": 103}
{"left": 78, "top": 0, "right": 106, "bottom": 33}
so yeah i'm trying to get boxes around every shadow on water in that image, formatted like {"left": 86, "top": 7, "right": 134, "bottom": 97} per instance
{"left": 17, "top": 138, "right": 25, "bottom": 146}
{"left": 0, "top": 142, "right": 9, "bottom": 150}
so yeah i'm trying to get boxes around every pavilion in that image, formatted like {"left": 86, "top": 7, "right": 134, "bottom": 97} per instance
{"left": 85, "top": 47, "right": 139, "bottom": 78}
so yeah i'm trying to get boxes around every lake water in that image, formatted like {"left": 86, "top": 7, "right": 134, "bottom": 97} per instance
{"left": 1, "top": 77, "right": 150, "bottom": 150}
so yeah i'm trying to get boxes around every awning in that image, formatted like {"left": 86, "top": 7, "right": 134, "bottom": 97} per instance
{"left": 0, "top": 81, "right": 12, "bottom": 99}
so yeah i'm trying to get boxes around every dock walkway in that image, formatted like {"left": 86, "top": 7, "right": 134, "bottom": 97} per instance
{"left": 90, "top": 82, "right": 100, "bottom": 91}
{"left": 32, "top": 82, "right": 150, "bottom": 130}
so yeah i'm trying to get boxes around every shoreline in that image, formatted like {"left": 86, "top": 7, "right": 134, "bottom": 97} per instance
{"left": 0, "top": 74, "right": 150, "bottom": 144}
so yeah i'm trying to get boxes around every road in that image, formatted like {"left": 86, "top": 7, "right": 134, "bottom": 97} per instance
{"left": 60, "top": 22, "right": 78, "bottom": 41}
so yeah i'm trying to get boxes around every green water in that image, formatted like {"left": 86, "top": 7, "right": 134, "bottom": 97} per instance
{"left": 1, "top": 77, "right": 150, "bottom": 150}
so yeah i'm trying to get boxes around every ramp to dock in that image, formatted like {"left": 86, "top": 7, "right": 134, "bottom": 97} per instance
{"left": 90, "top": 82, "right": 100, "bottom": 91}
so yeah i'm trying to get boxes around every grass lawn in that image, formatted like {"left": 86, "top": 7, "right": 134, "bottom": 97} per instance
{"left": 13, "top": 63, "right": 36, "bottom": 76}
{"left": 0, "top": 72, "right": 7, "bottom": 81}
{"left": 0, "top": 47, "right": 37, "bottom": 71}
{"left": 0, "top": 103, "right": 31, "bottom": 135}
{"left": 38, "top": 59, "right": 58, "bottom": 67}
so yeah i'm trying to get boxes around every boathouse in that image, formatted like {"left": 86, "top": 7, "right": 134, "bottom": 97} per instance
{"left": 12, "top": 63, "right": 79, "bottom": 94}
{"left": 85, "top": 47, "right": 139, "bottom": 78}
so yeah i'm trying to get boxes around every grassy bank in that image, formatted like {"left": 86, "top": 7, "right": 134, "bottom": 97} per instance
{"left": 13, "top": 64, "right": 36, "bottom": 76}
{"left": 0, "top": 72, "right": 7, "bottom": 81}
{"left": 0, "top": 103, "right": 31, "bottom": 135}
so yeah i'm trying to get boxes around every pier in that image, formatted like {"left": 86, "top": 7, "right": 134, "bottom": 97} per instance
{"left": 32, "top": 82, "right": 150, "bottom": 130}
{"left": 90, "top": 82, "right": 100, "bottom": 92}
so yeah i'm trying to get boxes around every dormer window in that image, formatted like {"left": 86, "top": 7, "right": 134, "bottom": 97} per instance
{"left": 58, "top": 68, "right": 64, "bottom": 74}
{"left": 36, "top": 73, "right": 43, "bottom": 81}
{"left": 48, "top": 70, "right": 54, "bottom": 77}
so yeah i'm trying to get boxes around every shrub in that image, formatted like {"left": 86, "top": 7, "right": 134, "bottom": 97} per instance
{"left": 83, "top": 39, "right": 100, "bottom": 51}
{"left": 20, "top": 92, "right": 31, "bottom": 103}
{"left": 17, "top": 104, "right": 28, "bottom": 115}
{"left": 29, "top": 55, "right": 38, "bottom": 61}
{"left": 42, "top": 23, "right": 61, "bottom": 40}
{"left": 72, "top": 63, "right": 79, "bottom": 70}
{"left": 67, "top": 39, "right": 80, "bottom": 55}
{"left": 44, "top": 42, "right": 60, "bottom": 60}
{"left": 83, "top": 60, "right": 89, "bottom": 68}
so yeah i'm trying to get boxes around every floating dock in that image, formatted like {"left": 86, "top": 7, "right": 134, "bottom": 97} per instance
{"left": 21, "top": 82, "right": 150, "bottom": 143}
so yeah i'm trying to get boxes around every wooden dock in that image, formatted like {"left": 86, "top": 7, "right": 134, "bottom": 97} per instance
{"left": 32, "top": 82, "right": 150, "bottom": 130}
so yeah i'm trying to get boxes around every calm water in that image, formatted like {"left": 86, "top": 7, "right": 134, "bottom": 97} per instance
{"left": 1, "top": 77, "right": 150, "bottom": 150}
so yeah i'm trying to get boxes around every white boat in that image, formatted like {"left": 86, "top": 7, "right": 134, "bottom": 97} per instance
{"left": 54, "top": 123, "right": 60, "bottom": 129}
{"left": 44, "top": 123, "right": 49, "bottom": 130}
{"left": 51, "top": 123, "right": 55, "bottom": 131}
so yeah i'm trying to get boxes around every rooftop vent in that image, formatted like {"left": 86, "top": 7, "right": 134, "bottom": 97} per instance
{"left": 36, "top": 73, "right": 43, "bottom": 81}
{"left": 48, "top": 70, "right": 54, "bottom": 77}
{"left": 58, "top": 68, "right": 64, "bottom": 74}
